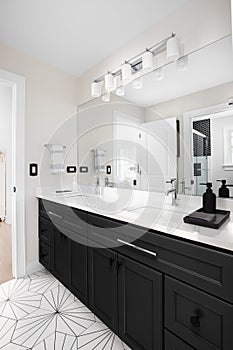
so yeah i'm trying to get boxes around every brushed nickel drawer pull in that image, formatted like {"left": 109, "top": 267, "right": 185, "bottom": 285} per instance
{"left": 48, "top": 211, "right": 63, "bottom": 220}
{"left": 117, "top": 239, "right": 157, "bottom": 257}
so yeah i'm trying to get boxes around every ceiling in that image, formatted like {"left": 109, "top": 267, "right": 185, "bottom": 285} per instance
{"left": 0, "top": 0, "right": 189, "bottom": 77}
{"left": 124, "top": 35, "right": 233, "bottom": 106}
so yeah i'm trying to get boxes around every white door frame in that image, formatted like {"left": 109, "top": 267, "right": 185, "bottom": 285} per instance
{"left": 0, "top": 69, "right": 26, "bottom": 278}
{"left": 183, "top": 102, "right": 233, "bottom": 194}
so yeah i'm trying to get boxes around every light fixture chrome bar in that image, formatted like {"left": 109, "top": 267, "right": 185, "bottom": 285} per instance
{"left": 94, "top": 33, "right": 175, "bottom": 83}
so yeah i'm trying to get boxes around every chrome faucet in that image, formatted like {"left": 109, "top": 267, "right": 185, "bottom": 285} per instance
{"left": 104, "top": 177, "right": 109, "bottom": 187}
{"left": 166, "top": 178, "right": 177, "bottom": 206}
{"left": 95, "top": 176, "right": 100, "bottom": 195}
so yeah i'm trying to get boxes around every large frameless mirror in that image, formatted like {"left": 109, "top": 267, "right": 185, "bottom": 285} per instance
{"left": 77, "top": 34, "right": 233, "bottom": 197}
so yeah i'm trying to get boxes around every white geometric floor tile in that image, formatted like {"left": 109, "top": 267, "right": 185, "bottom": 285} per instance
{"left": 0, "top": 271, "right": 131, "bottom": 350}
{"left": 78, "top": 322, "right": 129, "bottom": 349}
{"left": 28, "top": 270, "right": 60, "bottom": 294}
{"left": 32, "top": 331, "right": 78, "bottom": 350}
{"left": 0, "top": 278, "right": 42, "bottom": 320}
{"left": 0, "top": 317, "right": 17, "bottom": 349}
{"left": 12, "top": 284, "right": 95, "bottom": 348}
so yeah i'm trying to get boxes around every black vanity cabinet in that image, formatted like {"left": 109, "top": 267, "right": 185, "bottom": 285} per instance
{"left": 38, "top": 199, "right": 233, "bottom": 350}
{"left": 53, "top": 227, "right": 70, "bottom": 284}
{"left": 88, "top": 244, "right": 118, "bottom": 332}
{"left": 38, "top": 199, "right": 88, "bottom": 303}
{"left": 70, "top": 238, "right": 88, "bottom": 304}
{"left": 39, "top": 216, "right": 54, "bottom": 271}
{"left": 118, "top": 254, "right": 163, "bottom": 350}
{"left": 164, "top": 331, "right": 195, "bottom": 350}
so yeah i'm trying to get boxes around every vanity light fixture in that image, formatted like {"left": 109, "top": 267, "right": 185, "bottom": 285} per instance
{"left": 102, "top": 92, "right": 111, "bottom": 102}
{"left": 167, "top": 34, "right": 180, "bottom": 61}
{"left": 116, "top": 85, "right": 125, "bottom": 96}
{"left": 177, "top": 55, "right": 188, "bottom": 71}
{"left": 133, "top": 77, "right": 143, "bottom": 89}
{"left": 91, "top": 33, "right": 180, "bottom": 100}
{"left": 104, "top": 72, "right": 115, "bottom": 91}
{"left": 227, "top": 97, "right": 233, "bottom": 106}
{"left": 91, "top": 81, "right": 102, "bottom": 97}
{"left": 142, "top": 50, "right": 153, "bottom": 72}
{"left": 121, "top": 62, "right": 132, "bottom": 82}
{"left": 153, "top": 67, "right": 164, "bottom": 81}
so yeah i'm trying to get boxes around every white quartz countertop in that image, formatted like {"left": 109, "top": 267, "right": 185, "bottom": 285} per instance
{"left": 37, "top": 187, "right": 233, "bottom": 252}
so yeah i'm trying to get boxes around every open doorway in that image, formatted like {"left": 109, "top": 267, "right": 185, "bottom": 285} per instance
{"left": 0, "top": 82, "right": 13, "bottom": 283}
{"left": 0, "top": 69, "right": 25, "bottom": 282}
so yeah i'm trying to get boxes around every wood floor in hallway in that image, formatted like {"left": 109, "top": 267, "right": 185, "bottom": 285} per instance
{"left": 0, "top": 222, "right": 13, "bottom": 284}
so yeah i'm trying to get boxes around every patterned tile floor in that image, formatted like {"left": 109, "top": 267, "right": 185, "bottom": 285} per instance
{"left": 0, "top": 270, "right": 131, "bottom": 349}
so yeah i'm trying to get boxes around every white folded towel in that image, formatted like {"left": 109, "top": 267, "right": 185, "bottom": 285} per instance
{"left": 50, "top": 145, "right": 64, "bottom": 173}
{"left": 94, "top": 149, "right": 106, "bottom": 172}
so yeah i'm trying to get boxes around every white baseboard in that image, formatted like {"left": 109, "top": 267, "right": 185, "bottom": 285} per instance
{"left": 26, "top": 260, "right": 44, "bottom": 275}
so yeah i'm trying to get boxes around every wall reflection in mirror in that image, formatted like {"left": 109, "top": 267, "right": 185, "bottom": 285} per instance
{"left": 77, "top": 34, "right": 233, "bottom": 197}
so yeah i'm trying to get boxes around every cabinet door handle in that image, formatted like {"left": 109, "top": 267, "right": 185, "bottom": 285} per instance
{"left": 48, "top": 211, "right": 63, "bottom": 220}
{"left": 60, "top": 233, "right": 67, "bottom": 240}
{"left": 116, "top": 261, "right": 122, "bottom": 271}
{"left": 109, "top": 258, "right": 115, "bottom": 266}
{"left": 117, "top": 239, "right": 157, "bottom": 257}
{"left": 190, "top": 316, "right": 200, "bottom": 328}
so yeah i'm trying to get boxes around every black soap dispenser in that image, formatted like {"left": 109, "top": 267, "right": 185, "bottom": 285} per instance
{"left": 217, "top": 180, "right": 229, "bottom": 198}
{"left": 200, "top": 182, "right": 216, "bottom": 213}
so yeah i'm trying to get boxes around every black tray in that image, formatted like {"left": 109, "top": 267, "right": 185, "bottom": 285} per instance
{"left": 183, "top": 208, "right": 231, "bottom": 229}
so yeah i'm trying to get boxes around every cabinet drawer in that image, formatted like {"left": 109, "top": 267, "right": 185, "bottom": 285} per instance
{"left": 39, "top": 199, "right": 70, "bottom": 219}
{"left": 57, "top": 224, "right": 87, "bottom": 246}
{"left": 117, "top": 230, "right": 233, "bottom": 303}
{"left": 88, "top": 214, "right": 123, "bottom": 248}
{"left": 39, "top": 199, "right": 87, "bottom": 238}
{"left": 165, "top": 276, "right": 233, "bottom": 350}
{"left": 164, "top": 330, "right": 195, "bottom": 350}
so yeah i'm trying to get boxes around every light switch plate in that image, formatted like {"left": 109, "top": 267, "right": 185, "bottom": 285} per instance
{"left": 67, "top": 166, "right": 77, "bottom": 173}
{"left": 29, "top": 163, "right": 38, "bottom": 176}
{"left": 79, "top": 166, "right": 88, "bottom": 173}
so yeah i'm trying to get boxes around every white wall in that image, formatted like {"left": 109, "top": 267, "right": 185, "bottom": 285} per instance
{"left": 0, "top": 83, "right": 12, "bottom": 223}
{"left": 0, "top": 43, "right": 80, "bottom": 269}
{"left": 211, "top": 114, "right": 233, "bottom": 195}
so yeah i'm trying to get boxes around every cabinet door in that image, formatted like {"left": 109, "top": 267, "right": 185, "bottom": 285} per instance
{"left": 88, "top": 245, "right": 118, "bottom": 332}
{"left": 70, "top": 238, "right": 88, "bottom": 304}
{"left": 164, "top": 330, "right": 195, "bottom": 350}
{"left": 39, "top": 241, "right": 51, "bottom": 271}
{"left": 53, "top": 228, "right": 70, "bottom": 284}
{"left": 118, "top": 254, "right": 162, "bottom": 350}
{"left": 39, "top": 216, "right": 53, "bottom": 246}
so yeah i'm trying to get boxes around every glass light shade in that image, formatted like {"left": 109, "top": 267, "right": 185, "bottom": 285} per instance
{"left": 177, "top": 55, "right": 188, "bottom": 71}
{"left": 91, "top": 81, "right": 102, "bottom": 97}
{"left": 167, "top": 36, "right": 180, "bottom": 61}
{"left": 133, "top": 77, "right": 143, "bottom": 89}
{"left": 121, "top": 63, "right": 132, "bottom": 82}
{"left": 153, "top": 67, "right": 163, "bottom": 81}
{"left": 116, "top": 85, "right": 125, "bottom": 96}
{"left": 102, "top": 92, "right": 110, "bottom": 102}
{"left": 142, "top": 51, "right": 153, "bottom": 72}
{"left": 104, "top": 73, "right": 115, "bottom": 91}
